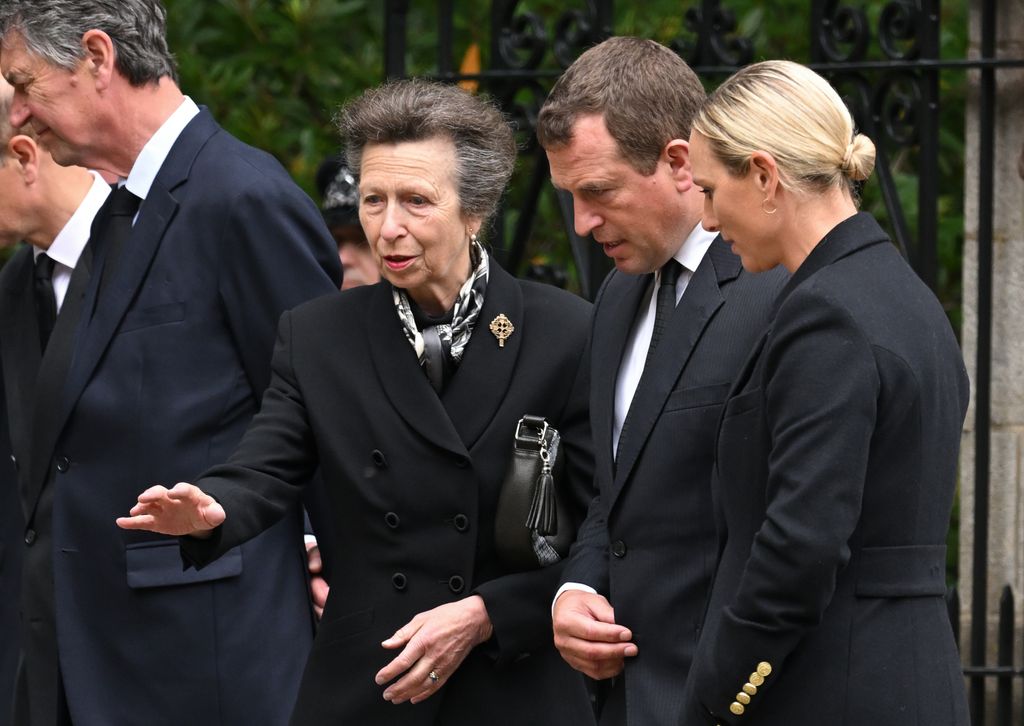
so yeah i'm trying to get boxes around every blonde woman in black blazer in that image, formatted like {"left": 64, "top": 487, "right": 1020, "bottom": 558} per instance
{"left": 680, "top": 61, "right": 969, "bottom": 725}
{"left": 118, "top": 80, "right": 596, "bottom": 726}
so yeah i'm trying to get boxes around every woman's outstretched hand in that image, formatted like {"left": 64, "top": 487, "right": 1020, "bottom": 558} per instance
{"left": 116, "top": 482, "right": 225, "bottom": 537}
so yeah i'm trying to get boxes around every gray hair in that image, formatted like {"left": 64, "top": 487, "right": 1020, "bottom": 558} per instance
{"left": 336, "top": 79, "right": 517, "bottom": 227}
{"left": 0, "top": 0, "right": 177, "bottom": 86}
{"left": 0, "top": 79, "right": 13, "bottom": 155}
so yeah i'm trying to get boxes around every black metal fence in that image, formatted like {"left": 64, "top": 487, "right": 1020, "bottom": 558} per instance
{"left": 384, "top": 1, "right": 1023, "bottom": 723}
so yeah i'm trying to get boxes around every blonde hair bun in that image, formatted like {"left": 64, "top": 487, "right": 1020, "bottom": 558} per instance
{"left": 842, "top": 133, "right": 876, "bottom": 182}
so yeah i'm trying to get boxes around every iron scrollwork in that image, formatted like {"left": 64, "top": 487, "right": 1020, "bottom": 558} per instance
{"left": 815, "top": 0, "right": 870, "bottom": 63}
{"left": 878, "top": 0, "right": 921, "bottom": 60}
{"left": 674, "top": 0, "right": 754, "bottom": 68}
{"left": 494, "top": 2, "right": 548, "bottom": 71}
{"left": 553, "top": 1, "right": 610, "bottom": 69}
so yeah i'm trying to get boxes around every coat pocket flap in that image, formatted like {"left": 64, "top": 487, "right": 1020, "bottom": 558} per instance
{"left": 126, "top": 539, "right": 242, "bottom": 589}
{"left": 664, "top": 382, "right": 732, "bottom": 412}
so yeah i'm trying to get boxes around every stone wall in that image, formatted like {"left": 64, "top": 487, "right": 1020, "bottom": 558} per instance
{"left": 960, "top": 0, "right": 1024, "bottom": 721}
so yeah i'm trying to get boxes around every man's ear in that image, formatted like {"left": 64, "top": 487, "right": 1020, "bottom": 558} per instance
{"left": 81, "top": 29, "right": 116, "bottom": 90}
{"left": 664, "top": 138, "right": 693, "bottom": 191}
{"left": 8, "top": 133, "right": 38, "bottom": 184}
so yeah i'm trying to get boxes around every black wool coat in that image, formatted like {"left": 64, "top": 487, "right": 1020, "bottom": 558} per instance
{"left": 186, "top": 260, "right": 598, "bottom": 726}
{"left": 680, "top": 213, "right": 970, "bottom": 725}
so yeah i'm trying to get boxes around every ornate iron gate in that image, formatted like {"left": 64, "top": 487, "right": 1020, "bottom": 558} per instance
{"left": 384, "top": 2, "right": 1023, "bottom": 723}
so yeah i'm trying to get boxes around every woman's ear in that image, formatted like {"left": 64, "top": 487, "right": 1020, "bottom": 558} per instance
{"left": 749, "top": 150, "right": 779, "bottom": 201}
{"left": 8, "top": 134, "right": 39, "bottom": 184}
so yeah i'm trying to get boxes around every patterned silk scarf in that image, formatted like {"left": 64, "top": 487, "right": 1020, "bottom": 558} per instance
{"left": 392, "top": 240, "right": 489, "bottom": 388}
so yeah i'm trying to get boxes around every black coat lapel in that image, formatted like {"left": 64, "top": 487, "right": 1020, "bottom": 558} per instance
{"left": 25, "top": 245, "right": 94, "bottom": 520}
{"left": 0, "top": 246, "right": 42, "bottom": 516}
{"left": 611, "top": 239, "right": 740, "bottom": 505}
{"left": 590, "top": 270, "right": 649, "bottom": 484}
{"left": 59, "top": 111, "right": 218, "bottom": 433}
{"left": 365, "top": 282, "right": 468, "bottom": 459}
{"left": 441, "top": 260, "right": 524, "bottom": 450}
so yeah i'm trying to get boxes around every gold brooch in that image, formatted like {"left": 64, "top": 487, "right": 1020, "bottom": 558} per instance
{"left": 489, "top": 314, "right": 514, "bottom": 348}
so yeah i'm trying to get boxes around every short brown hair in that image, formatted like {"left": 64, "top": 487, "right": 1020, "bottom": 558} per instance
{"left": 537, "top": 36, "right": 705, "bottom": 175}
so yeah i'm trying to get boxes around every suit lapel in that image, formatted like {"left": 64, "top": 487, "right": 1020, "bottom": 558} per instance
{"left": 59, "top": 111, "right": 218, "bottom": 433}
{"left": 591, "top": 271, "right": 648, "bottom": 485}
{"left": 610, "top": 239, "right": 740, "bottom": 506}
{"left": 365, "top": 282, "right": 468, "bottom": 459}
{"left": 26, "top": 245, "right": 94, "bottom": 520}
{"left": 441, "top": 260, "right": 524, "bottom": 450}
{"left": 0, "top": 247, "right": 42, "bottom": 516}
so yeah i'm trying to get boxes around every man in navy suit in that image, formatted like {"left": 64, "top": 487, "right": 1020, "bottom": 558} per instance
{"left": 538, "top": 38, "right": 785, "bottom": 726}
{"left": 0, "top": 74, "right": 111, "bottom": 726}
{"left": 0, "top": 1, "right": 340, "bottom": 724}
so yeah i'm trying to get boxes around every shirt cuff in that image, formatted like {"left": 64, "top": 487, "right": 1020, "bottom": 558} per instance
{"left": 552, "top": 581, "right": 599, "bottom": 616}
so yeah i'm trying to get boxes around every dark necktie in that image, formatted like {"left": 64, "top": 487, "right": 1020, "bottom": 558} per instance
{"left": 33, "top": 253, "right": 57, "bottom": 351}
{"left": 646, "top": 258, "right": 682, "bottom": 359}
{"left": 616, "top": 259, "right": 683, "bottom": 464}
{"left": 97, "top": 185, "right": 141, "bottom": 297}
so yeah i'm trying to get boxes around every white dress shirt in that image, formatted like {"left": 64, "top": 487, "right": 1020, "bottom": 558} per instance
{"left": 122, "top": 96, "right": 200, "bottom": 204}
{"left": 611, "top": 222, "right": 717, "bottom": 457}
{"left": 554, "top": 222, "right": 717, "bottom": 610}
{"left": 33, "top": 171, "right": 111, "bottom": 312}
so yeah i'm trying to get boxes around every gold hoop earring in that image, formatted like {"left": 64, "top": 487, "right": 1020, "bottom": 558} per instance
{"left": 761, "top": 198, "right": 777, "bottom": 215}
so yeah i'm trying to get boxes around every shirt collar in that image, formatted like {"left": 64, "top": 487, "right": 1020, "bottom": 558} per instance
{"left": 122, "top": 96, "right": 200, "bottom": 200}
{"left": 672, "top": 221, "right": 717, "bottom": 274}
{"left": 34, "top": 171, "right": 111, "bottom": 268}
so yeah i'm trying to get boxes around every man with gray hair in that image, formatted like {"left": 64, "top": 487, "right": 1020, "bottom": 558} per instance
{"left": 0, "top": 1, "right": 340, "bottom": 724}
{"left": 537, "top": 37, "right": 785, "bottom": 725}
{"left": 0, "top": 74, "right": 109, "bottom": 724}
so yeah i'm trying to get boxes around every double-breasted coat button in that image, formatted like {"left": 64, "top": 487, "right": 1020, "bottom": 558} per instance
{"left": 391, "top": 572, "right": 407, "bottom": 591}
{"left": 729, "top": 702, "right": 745, "bottom": 716}
{"left": 452, "top": 514, "right": 469, "bottom": 532}
{"left": 371, "top": 450, "right": 387, "bottom": 468}
{"left": 748, "top": 672, "right": 765, "bottom": 687}
{"left": 455, "top": 457, "right": 469, "bottom": 469}
{"left": 55, "top": 456, "right": 70, "bottom": 472}
{"left": 9, "top": 454, "right": 16, "bottom": 470}
{"left": 736, "top": 692, "right": 751, "bottom": 705}
{"left": 448, "top": 575, "right": 465, "bottom": 593}
{"left": 384, "top": 512, "right": 400, "bottom": 529}
{"left": 742, "top": 683, "right": 757, "bottom": 696}
{"left": 23, "top": 529, "right": 36, "bottom": 546}
{"left": 756, "top": 661, "right": 772, "bottom": 677}
{"left": 611, "top": 540, "right": 627, "bottom": 558}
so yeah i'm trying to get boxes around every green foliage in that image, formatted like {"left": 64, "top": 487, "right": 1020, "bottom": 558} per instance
{"left": 165, "top": 0, "right": 383, "bottom": 195}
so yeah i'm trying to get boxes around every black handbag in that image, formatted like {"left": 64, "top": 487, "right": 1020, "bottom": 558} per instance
{"left": 494, "top": 415, "right": 572, "bottom": 570}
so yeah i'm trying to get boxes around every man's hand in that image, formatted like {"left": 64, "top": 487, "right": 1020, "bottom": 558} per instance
{"left": 116, "top": 482, "right": 225, "bottom": 537}
{"left": 304, "top": 540, "right": 329, "bottom": 619}
{"left": 375, "top": 595, "right": 493, "bottom": 705}
{"left": 552, "top": 589, "right": 637, "bottom": 679}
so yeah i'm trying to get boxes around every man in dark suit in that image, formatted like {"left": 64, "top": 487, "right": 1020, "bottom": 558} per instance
{"left": 536, "top": 37, "right": 785, "bottom": 726}
{"left": 0, "top": 2, "right": 341, "bottom": 724}
{"left": 0, "top": 76, "right": 110, "bottom": 724}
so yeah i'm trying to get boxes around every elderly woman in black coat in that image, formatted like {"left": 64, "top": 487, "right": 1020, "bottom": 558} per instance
{"left": 119, "top": 80, "right": 596, "bottom": 726}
